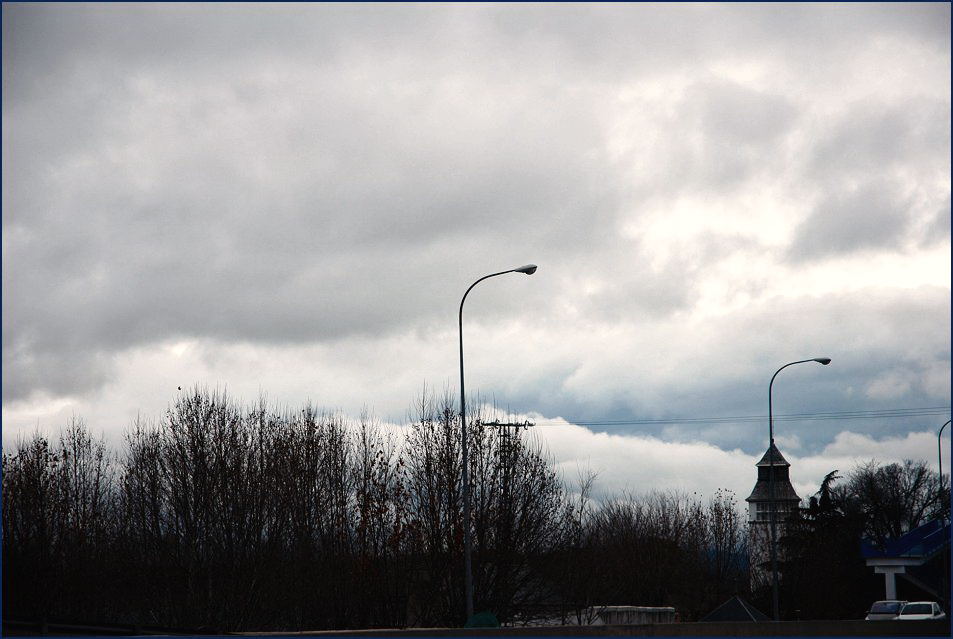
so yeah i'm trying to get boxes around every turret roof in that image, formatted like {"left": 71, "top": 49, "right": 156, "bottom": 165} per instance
{"left": 746, "top": 443, "right": 800, "bottom": 503}
{"left": 746, "top": 479, "right": 801, "bottom": 503}
{"left": 756, "top": 442, "right": 790, "bottom": 467}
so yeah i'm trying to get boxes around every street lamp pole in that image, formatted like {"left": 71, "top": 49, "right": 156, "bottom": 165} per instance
{"left": 940, "top": 419, "right": 951, "bottom": 615}
{"left": 458, "top": 263, "right": 537, "bottom": 623}
{"left": 939, "top": 420, "right": 950, "bottom": 504}
{"left": 768, "top": 357, "right": 831, "bottom": 622}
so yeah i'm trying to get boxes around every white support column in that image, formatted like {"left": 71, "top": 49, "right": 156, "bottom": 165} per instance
{"left": 874, "top": 566, "right": 906, "bottom": 600}
{"left": 884, "top": 571, "right": 897, "bottom": 600}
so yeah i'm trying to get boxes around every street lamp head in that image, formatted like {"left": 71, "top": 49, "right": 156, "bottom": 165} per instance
{"left": 514, "top": 264, "right": 538, "bottom": 275}
{"left": 814, "top": 357, "right": 832, "bottom": 365}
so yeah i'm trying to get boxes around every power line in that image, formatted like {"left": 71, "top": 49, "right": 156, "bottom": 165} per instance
{"left": 533, "top": 406, "right": 951, "bottom": 428}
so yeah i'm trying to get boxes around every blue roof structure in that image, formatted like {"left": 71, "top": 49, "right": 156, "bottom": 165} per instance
{"left": 861, "top": 518, "right": 951, "bottom": 560}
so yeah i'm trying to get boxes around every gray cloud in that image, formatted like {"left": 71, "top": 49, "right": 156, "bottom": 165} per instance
{"left": 806, "top": 101, "right": 951, "bottom": 186}
{"left": 682, "top": 80, "right": 799, "bottom": 191}
{"left": 919, "top": 196, "right": 951, "bottom": 247}
{"left": 497, "top": 285, "right": 951, "bottom": 454}
{"left": 787, "top": 180, "right": 913, "bottom": 261}
{"left": 4, "top": 5, "right": 629, "bottom": 401}
{"left": 784, "top": 97, "right": 951, "bottom": 262}
{"left": 3, "top": 2, "right": 949, "bottom": 431}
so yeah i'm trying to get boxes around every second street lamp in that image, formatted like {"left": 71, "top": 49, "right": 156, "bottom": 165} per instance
{"left": 458, "top": 263, "right": 537, "bottom": 624}
{"left": 939, "top": 419, "right": 950, "bottom": 502}
{"left": 767, "top": 356, "right": 831, "bottom": 622}
{"left": 940, "top": 419, "right": 951, "bottom": 614}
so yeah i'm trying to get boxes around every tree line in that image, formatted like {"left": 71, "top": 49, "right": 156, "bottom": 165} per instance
{"left": 777, "top": 461, "right": 949, "bottom": 620}
{"left": 2, "top": 388, "right": 948, "bottom": 629}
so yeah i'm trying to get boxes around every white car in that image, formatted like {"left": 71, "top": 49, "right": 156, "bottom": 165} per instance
{"left": 865, "top": 600, "right": 906, "bottom": 620}
{"left": 897, "top": 601, "right": 946, "bottom": 621}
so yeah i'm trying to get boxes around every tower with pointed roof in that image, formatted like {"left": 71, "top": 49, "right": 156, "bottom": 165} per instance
{"left": 745, "top": 443, "right": 801, "bottom": 589}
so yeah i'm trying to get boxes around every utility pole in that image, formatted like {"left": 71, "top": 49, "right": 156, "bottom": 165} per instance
{"left": 482, "top": 418, "right": 534, "bottom": 611}
{"left": 483, "top": 419, "right": 535, "bottom": 476}
{"left": 483, "top": 419, "right": 535, "bottom": 500}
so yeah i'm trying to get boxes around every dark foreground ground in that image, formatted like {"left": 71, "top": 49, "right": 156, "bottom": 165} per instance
{"left": 4, "top": 619, "right": 950, "bottom": 637}
{"left": 244, "top": 619, "right": 950, "bottom": 637}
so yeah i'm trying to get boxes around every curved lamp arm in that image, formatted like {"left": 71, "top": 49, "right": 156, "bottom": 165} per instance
{"left": 768, "top": 357, "right": 831, "bottom": 444}
{"left": 458, "top": 264, "right": 537, "bottom": 419}
{"left": 940, "top": 419, "right": 951, "bottom": 494}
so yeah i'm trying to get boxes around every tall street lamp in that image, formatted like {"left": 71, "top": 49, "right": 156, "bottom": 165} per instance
{"left": 768, "top": 357, "right": 831, "bottom": 622}
{"left": 939, "top": 419, "right": 950, "bottom": 502}
{"left": 458, "top": 263, "right": 537, "bottom": 623}
{"left": 940, "top": 419, "right": 951, "bottom": 614}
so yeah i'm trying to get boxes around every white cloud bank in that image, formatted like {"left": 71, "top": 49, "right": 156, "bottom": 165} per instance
{"left": 527, "top": 414, "right": 946, "bottom": 504}
{"left": 7, "top": 384, "right": 942, "bottom": 516}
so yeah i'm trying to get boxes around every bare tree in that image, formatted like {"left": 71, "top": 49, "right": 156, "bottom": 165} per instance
{"left": 402, "top": 392, "right": 568, "bottom": 626}
{"left": 565, "top": 488, "right": 748, "bottom": 622}
{"left": 5, "top": 390, "right": 756, "bottom": 630}
{"left": 703, "top": 489, "right": 747, "bottom": 604}
{"left": 841, "top": 459, "right": 949, "bottom": 548}
{"left": 352, "top": 415, "right": 410, "bottom": 628}
{"left": 472, "top": 422, "right": 565, "bottom": 625}
{"left": 546, "top": 467, "right": 602, "bottom": 625}
{"left": 2, "top": 419, "right": 115, "bottom": 623}
{"left": 403, "top": 389, "right": 465, "bottom": 626}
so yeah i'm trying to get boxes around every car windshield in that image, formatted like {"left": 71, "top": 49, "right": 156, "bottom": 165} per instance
{"left": 870, "top": 602, "right": 902, "bottom": 613}
{"left": 900, "top": 604, "right": 932, "bottom": 615}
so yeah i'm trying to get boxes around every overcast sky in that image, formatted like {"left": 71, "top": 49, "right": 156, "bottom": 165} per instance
{"left": 3, "top": 3, "right": 950, "bottom": 502}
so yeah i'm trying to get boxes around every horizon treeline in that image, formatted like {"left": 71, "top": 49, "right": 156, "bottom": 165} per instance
{"left": 2, "top": 388, "right": 948, "bottom": 630}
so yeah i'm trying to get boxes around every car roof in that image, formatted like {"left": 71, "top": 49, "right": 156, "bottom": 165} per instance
{"left": 902, "top": 601, "right": 935, "bottom": 605}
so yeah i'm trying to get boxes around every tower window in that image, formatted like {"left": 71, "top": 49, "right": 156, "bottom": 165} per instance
{"left": 755, "top": 502, "right": 794, "bottom": 521}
